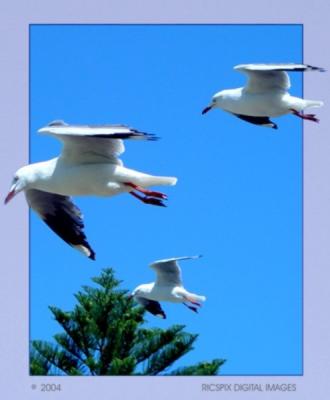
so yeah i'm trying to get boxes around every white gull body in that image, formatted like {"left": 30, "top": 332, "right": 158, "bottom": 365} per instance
{"left": 131, "top": 256, "right": 206, "bottom": 319}
{"left": 4, "top": 121, "right": 177, "bottom": 259}
{"left": 202, "top": 63, "right": 324, "bottom": 129}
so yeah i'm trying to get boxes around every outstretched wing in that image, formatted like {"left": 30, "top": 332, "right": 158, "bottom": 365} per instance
{"left": 25, "top": 188, "right": 95, "bottom": 260}
{"left": 234, "top": 63, "right": 324, "bottom": 93}
{"left": 150, "top": 255, "right": 201, "bottom": 286}
{"left": 38, "top": 120, "right": 157, "bottom": 165}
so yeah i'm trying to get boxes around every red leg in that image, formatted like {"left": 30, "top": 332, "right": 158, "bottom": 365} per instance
{"left": 125, "top": 182, "right": 168, "bottom": 200}
{"left": 183, "top": 302, "right": 198, "bottom": 313}
{"left": 184, "top": 296, "right": 202, "bottom": 307}
{"left": 190, "top": 300, "right": 202, "bottom": 307}
{"left": 290, "top": 109, "right": 319, "bottom": 123}
{"left": 129, "top": 191, "right": 166, "bottom": 207}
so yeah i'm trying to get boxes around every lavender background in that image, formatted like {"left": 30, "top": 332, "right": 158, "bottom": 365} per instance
{"left": 0, "top": 0, "right": 329, "bottom": 399}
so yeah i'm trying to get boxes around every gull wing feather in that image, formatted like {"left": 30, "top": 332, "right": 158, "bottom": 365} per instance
{"left": 150, "top": 255, "right": 201, "bottom": 287}
{"left": 234, "top": 63, "right": 324, "bottom": 94}
{"left": 38, "top": 121, "right": 157, "bottom": 165}
{"left": 25, "top": 188, "right": 95, "bottom": 259}
{"left": 135, "top": 297, "right": 166, "bottom": 319}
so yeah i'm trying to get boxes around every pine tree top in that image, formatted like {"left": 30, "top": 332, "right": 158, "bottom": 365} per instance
{"left": 31, "top": 268, "right": 225, "bottom": 376}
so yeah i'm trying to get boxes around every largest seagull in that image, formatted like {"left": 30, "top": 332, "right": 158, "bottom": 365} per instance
{"left": 202, "top": 63, "right": 324, "bottom": 129}
{"left": 4, "top": 121, "right": 177, "bottom": 260}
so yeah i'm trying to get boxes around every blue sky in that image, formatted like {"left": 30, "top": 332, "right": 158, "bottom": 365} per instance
{"left": 30, "top": 24, "right": 303, "bottom": 375}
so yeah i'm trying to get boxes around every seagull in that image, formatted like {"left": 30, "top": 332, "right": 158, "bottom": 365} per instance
{"left": 202, "top": 63, "right": 325, "bottom": 129}
{"left": 4, "top": 121, "right": 177, "bottom": 260}
{"left": 131, "top": 255, "right": 206, "bottom": 319}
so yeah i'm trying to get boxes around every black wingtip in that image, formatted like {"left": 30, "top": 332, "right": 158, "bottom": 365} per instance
{"left": 42, "top": 208, "right": 96, "bottom": 261}
{"left": 72, "top": 243, "right": 96, "bottom": 260}
{"left": 145, "top": 133, "right": 160, "bottom": 141}
{"left": 87, "top": 131, "right": 160, "bottom": 141}
{"left": 129, "top": 129, "right": 159, "bottom": 141}
{"left": 306, "top": 64, "right": 326, "bottom": 72}
{"left": 156, "top": 312, "right": 167, "bottom": 319}
{"left": 131, "top": 132, "right": 160, "bottom": 141}
{"left": 82, "top": 242, "right": 96, "bottom": 260}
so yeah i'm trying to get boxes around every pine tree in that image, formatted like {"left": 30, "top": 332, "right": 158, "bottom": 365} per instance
{"left": 30, "top": 268, "right": 225, "bottom": 376}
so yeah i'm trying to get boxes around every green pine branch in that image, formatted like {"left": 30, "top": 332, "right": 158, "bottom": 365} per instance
{"left": 31, "top": 268, "right": 225, "bottom": 376}
{"left": 169, "top": 359, "right": 226, "bottom": 375}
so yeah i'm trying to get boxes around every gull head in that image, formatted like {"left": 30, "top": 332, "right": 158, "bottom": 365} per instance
{"left": 4, "top": 166, "right": 33, "bottom": 204}
{"left": 202, "top": 91, "right": 225, "bottom": 114}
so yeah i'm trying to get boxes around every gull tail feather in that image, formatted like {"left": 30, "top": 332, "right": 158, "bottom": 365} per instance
{"left": 140, "top": 176, "right": 178, "bottom": 187}
{"left": 304, "top": 99, "right": 324, "bottom": 109}
{"left": 191, "top": 294, "right": 207, "bottom": 302}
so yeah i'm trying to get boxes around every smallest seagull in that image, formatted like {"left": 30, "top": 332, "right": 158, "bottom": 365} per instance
{"left": 202, "top": 63, "right": 325, "bottom": 129}
{"left": 131, "top": 255, "right": 206, "bottom": 319}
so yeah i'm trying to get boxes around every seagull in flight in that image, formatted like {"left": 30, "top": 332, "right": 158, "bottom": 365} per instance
{"left": 202, "top": 63, "right": 324, "bottom": 129}
{"left": 4, "top": 121, "right": 177, "bottom": 259}
{"left": 131, "top": 255, "right": 206, "bottom": 319}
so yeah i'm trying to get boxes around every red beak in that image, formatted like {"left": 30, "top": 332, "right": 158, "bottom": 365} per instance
{"left": 4, "top": 190, "right": 16, "bottom": 205}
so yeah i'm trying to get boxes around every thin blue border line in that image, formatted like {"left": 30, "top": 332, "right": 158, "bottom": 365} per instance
{"left": 29, "top": 23, "right": 303, "bottom": 26}
{"left": 301, "top": 22, "right": 304, "bottom": 377}
{"left": 28, "top": 22, "right": 32, "bottom": 376}
{"left": 28, "top": 23, "right": 304, "bottom": 377}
